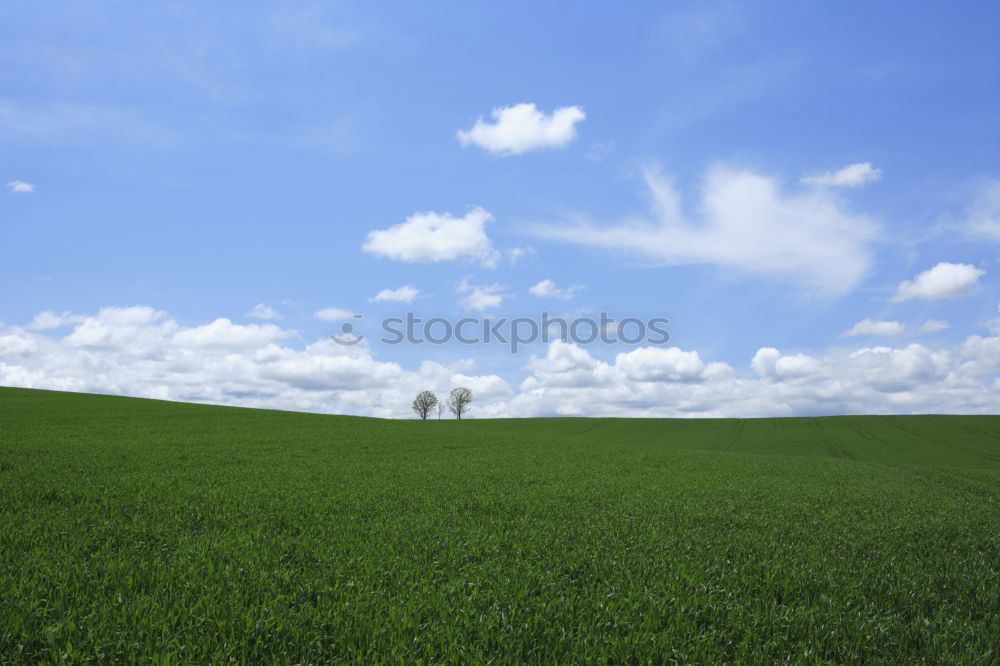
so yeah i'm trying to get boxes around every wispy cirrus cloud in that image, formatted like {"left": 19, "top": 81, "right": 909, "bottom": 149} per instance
{"left": 534, "top": 166, "right": 878, "bottom": 296}
{"left": 920, "top": 320, "right": 950, "bottom": 333}
{"left": 965, "top": 179, "right": 1000, "bottom": 240}
{"left": 0, "top": 97, "right": 179, "bottom": 149}
{"left": 506, "top": 246, "right": 537, "bottom": 265}
{"left": 247, "top": 303, "right": 281, "bottom": 320}
{"left": 801, "top": 162, "right": 881, "bottom": 188}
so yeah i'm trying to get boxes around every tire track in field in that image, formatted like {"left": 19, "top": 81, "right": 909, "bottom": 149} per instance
{"left": 812, "top": 420, "right": 855, "bottom": 460}
{"left": 572, "top": 420, "right": 614, "bottom": 438}
{"left": 848, "top": 420, "right": 905, "bottom": 457}
{"left": 886, "top": 416, "right": 1000, "bottom": 465}
{"left": 959, "top": 423, "right": 1000, "bottom": 440}
{"left": 725, "top": 419, "right": 746, "bottom": 452}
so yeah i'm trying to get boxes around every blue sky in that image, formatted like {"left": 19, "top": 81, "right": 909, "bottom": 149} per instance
{"left": 2, "top": 1, "right": 999, "bottom": 417}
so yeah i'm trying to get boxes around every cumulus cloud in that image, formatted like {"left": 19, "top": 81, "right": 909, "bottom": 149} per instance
{"left": 315, "top": 307, "right": 356, "bottom": 322}
{"left": 892, "top": 262, "right": 985, "bottom": 302}
{"left": 457, "top": 279, "right": 505, "bottom": 311}
{"left": 842, "top": 319, "right": 904, "bottom": 337}
{"left": 63, "top": 306, "right": 177, "bottom": 353}
{"left": 528, "top": 279, "right": 583, "bottom": 300}
{"left": 173, "top": 318, "right": 292, "bottom": 349}
{"left": 801, "top": 162, "right": 882, "bottom": 188}
{"left": 507, "top": 337, "right": 998, "bottom": 418}
{"left": 535, "top": 167, "right": 877, "bottom": 295}
{"left": 751, "top": 348, "right": 823, "bottom": 380}
{"left": 920, "top": 319, "right": 951, "bottom": 334}
{"left": 457, "top": 103, "right": 585, "bottom": 156}
{"left": 0, "top": 333, "right": 37, "bottom": 356}
{"left": 0, "top": 306, "right": 510, "bottom": 417}
{"left": 370, "top": 285, "right": 419, "bottom": 303}
{"left": 5, "top": 180, "right": 34, "bottom": 193}
{"left": 522, "top": 340, "right": 617, "bottom": 390}
{"left": 247, "top": 303, "right": 281, "bottom": 320}
{"left": 615, "top": 346, "right": 730, "bottom": 382}
{"left": 2, "top": 306, "right": 999, "bottom": 418}
{"left": 363, "top": 207, "right": 499, "bottom": 267}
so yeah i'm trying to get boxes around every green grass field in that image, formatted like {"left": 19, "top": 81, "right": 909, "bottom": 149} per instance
{"left": 2, "top": 387, "right": 999, "bottom": 663}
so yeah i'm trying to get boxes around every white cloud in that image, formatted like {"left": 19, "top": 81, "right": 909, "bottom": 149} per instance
{"left": 315, "top": 307, "right": 356, "bottom": 322}
{"left": 6, "top": 180, "right": 34, "bottom": 193}
{"left": 507, "top": 246, "right": 537, "bottom": 264}
{"left": 363, "top": 207, "right": 499, "bottom": 267}
{"left": 63, "top": 306, "right": 177, "bottom": 353}
{"left": 0, "top": 333, "right": 37, "bottom": 356}
{"left": 448, "top": 372, "right": 512, "bottom": 400}
{"left": 535, "top": 167, "right": 877, "bottom": 295}
{"left": 528, "top": 279, "right": 583, "bottom": 300}
{"left": 370, "top": 285, "right": 419, "bottom": 303}
{"left": 30, "top": 310, "right": 84, "bottom": 330}
{"left": 989, "top": 304, "right": 1000, "bottom": 335}
{"left": 2, "top": 305, "right": 999, "bottom": 418}
{"left": 892, "top": 262, "right": 985, "bottom": 302}
{"left": 920, "top": 319, "right": 951, "bottom": 333}
{"left": 457, "top": 103, "right": 585, "bottom": 156}
{"left": 750, "top": 348, "right": 823, "bottom": 380}
{"left": 173, "top": 318, "right": 292, "bottom": 348}
{"left": 841, "top": 345, "right": 951, "bottom": 393}
{"left": 801, "top": 162, "right": 881, "bottom": 188}
{"left": 522, "top": 340, "right": 616, "bottom": 389}
{"left": 247, "top": 303, "right": 281, "bottom": 320}
{"left": 0, "top": 306, "right": 507, "bottom": 418}
{"left": 506, "top": 337, "right": 998, "bottom": 418}
{"left": 616, "top": 346, "right": 725, "bottom": 382}
{"left": 457, "top": 279, "right": 505, "bottom": 312}
{"left": 966, "top": 179, "right": 1000, "bottom": 240}
{"left": 842, "top": 319, "right": 904, "bottom": 337}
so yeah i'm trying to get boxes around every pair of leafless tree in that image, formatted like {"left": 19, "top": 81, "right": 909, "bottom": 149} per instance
{"left": 411, "top": 387, "right": 472, "bottom": 420}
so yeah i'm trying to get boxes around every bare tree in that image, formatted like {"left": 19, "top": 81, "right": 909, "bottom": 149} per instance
{"left": 437, "top": 399, "right": 444, "bottom": 420}
{"left": 411, "top": 390, "right": 438, "bottom": 420}
{"left": 448, "top": 387, "right": 472, "bottom": 420}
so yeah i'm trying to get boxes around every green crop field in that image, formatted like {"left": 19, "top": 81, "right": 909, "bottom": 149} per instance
{"left": 1, "top": 387, "right": 999, "bottom": 663}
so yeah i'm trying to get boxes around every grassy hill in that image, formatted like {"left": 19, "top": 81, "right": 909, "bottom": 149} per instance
{"left": 2, "top": 387, "right": 998, "bottom": 662}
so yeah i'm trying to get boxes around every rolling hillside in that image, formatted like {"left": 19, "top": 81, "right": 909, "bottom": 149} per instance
{"left": 2, "top": 387, "right": 998, "bottom": 663}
